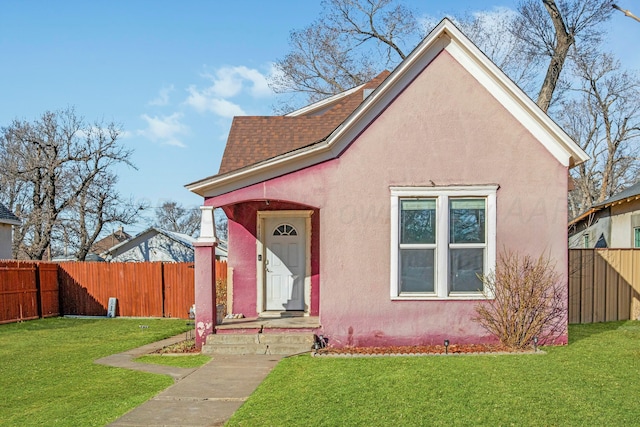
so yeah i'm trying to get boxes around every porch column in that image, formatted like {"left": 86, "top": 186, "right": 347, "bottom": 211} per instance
{"left": 194, "top": 205, "right": 217, "bottom": 349}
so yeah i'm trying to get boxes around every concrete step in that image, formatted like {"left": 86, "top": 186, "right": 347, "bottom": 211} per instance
{"left": 202, "top": 332, "right": 315, "bottom": 355}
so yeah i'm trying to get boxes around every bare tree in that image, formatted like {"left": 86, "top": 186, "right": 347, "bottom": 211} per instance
{"left": 269, "top": 0, "right": 420, "bottom": 108}
{"left": 513, "top": 0, "right": 613, "bottom": 112}
{"left": 153, "top": 201, "right": 201, "bottom": 237}
{"left": 453, "top": 8, "right": 544, "bottom": 97}
{"left": 214, "top": 208, "right": 228, "bottom": 242}
{"left": 271, "top": 0, "right": 635, "bottom": 218}
{"left": 0, "top": 108, "right": 139, "bottom": 260}
{"left": 563, "top": 52, "right": 640, "bottom": 216}
{"left": 612, "top": 3, "right": 640, "bottom": 22}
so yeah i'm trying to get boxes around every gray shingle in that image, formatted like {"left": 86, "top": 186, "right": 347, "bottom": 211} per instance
{"left": 594, "top": 181, "right": 640, "bottom": 207}
{"left": 0, "top": 203, "right": 20, "bottom": 224}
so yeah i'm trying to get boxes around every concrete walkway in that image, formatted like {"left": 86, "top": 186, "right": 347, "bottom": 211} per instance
{"left": 99, "top": 335, "right": 283, "bottom": 427}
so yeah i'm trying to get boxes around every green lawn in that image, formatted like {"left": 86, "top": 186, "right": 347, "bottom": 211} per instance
{"left": 2, "top": 318, "right": 639, "bottom": 427}
{"left": 0, "top": 317, "right": 191, "bottom": 427}
{"left": 228, "top": 321, "right": 640, "bottom": 426}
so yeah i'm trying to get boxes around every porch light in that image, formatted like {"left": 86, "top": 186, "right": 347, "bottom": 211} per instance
{"left": 444, "top": 339, "right": 450, "bottom": 354}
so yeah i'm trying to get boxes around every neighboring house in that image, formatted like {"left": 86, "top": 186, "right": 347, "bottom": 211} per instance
{"left": 0, "top": 203, "right": 20, "bottom": 259}
{"left": 100, "top": 227, "right": 227, "bottom": 262}
{"left": 215, "top": 240, "right": 228, "bottom": 262}
{"left": 186, "top": 19, "right": 588, "bottom": 348}
{"left": 102, "top": 227, "right": 196, "bottom": 262}
{"left": 88, "top": 227, "right": 132, "bottom": 261}
{"left": 569, "top": 181, "right": 640, "bottom": 248}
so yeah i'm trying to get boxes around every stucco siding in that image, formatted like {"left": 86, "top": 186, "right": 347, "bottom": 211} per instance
{"left": 210, "top": 51, "right": 569, "bottom": 346}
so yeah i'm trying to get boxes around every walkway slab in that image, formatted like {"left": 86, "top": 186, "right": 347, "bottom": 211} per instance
{"left": 96, "top": 334, "right": 197, "bottom": 381}
{"left": 106, "top": 351, "right": 282, "bottom": 427}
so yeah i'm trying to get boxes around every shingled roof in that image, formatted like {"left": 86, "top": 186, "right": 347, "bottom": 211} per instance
{"left": 0, "top": 203, "right": 20, "bottom": 225}
{"left": 218, "top": 71, "right": 391, "bottom": 175}
{"left": 90, "top": 227, "right": 132, "bottom": 256}
{"left": 569, "top": 180, "right": 640, "bottom": 226}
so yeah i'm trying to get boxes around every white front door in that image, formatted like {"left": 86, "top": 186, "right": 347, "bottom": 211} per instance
{"left": 264, "top": 216, "right": 306, "bottom": 311}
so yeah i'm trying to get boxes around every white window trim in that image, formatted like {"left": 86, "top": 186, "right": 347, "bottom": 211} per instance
{"left": 390, "top": 186, "right": 497, "bottom": 300}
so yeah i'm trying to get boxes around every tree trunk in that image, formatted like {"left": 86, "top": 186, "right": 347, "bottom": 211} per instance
{"left": 537, "top": 0, "right": 574, "bottom": 112}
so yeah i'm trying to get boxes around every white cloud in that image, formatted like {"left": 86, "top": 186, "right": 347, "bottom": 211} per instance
{"left": 184, "top": 65, "right": 273, "bottom": 118}
{"left": 185, "top": 86, "right": 246, "bottom": 118}
{"left": 119, "top": 130, "right": 134, "bottom": 139}
{"left": 148, "top": 85, "right": 175, "bottom": 106}
{"left": 138, "top": 113, "right": 189, "bottom": 148}
{"left": 204, "top": 66, "right": 272, "bottom": 98}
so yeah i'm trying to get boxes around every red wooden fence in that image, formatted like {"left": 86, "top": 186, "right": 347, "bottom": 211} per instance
{"left": 59, "top": 262, "right": 165, "bottom": 317}
{"left": 0, "top": 260, "right": 227, "bottom": 323}
{"left": 0, "top": 261, "right": 60, "bottom": 324}
{"left": 161, "top": 262, "right": 195, "bottom": 319}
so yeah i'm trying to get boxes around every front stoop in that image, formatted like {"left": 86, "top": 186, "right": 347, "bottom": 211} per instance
{"left": 202, "top": 332, "right": 315, "bottom": 355}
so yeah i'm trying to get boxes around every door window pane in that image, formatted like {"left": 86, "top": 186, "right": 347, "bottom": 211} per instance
{"left": 450, "top": 199, "right": 485, "bottom": 244}
{"left": 635, "top": 228, "right": 640, "bottom": 248}
{"left": 449, "top": 248, "right": 484, "bottom": 292}
{"left": 400, "top": 249, "right": 435, "bottom": 292}
{"left": 401, "top": 199, "right": 436, "bottom": 244}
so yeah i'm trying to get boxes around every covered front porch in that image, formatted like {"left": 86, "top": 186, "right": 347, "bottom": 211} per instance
{"left": 216, "top": 314, "right": 321, "bottom": 334}
{"left": 193, "top": 199, "right": 321, "bottom": 348}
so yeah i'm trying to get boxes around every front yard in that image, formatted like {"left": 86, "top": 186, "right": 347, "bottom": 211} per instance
{"left": 228, "top": 321, "right": 640, "bottom": 426}
{"left": 0, "top": 317, "right": 191, "bottom": 427}
{"left": 1, "top": 318, "right": 638, "bottom": 426}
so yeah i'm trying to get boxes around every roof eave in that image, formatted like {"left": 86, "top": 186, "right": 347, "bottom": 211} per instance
{"left": 436, "top": 20, "right": 589, "bottom": 169}
{"left": 186, "top": 138, "right": 335, "bottom": 197}
{"left": 285, "top": 84, "right": 365, "bottom": 117}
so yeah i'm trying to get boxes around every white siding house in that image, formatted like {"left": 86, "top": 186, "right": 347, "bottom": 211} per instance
{"left": 102, "top": 227, "right": 196, "bottom": 262}
{"left": 0, "top": 203, "right": 20, "bottom": 259}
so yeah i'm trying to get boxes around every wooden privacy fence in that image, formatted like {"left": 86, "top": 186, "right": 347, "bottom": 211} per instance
{"left": 569, "top": 249, "right": 640, "bottom": 324}
{"left": 0, "top": 261, "right": 59, "bottom": 324}
{"left": 0, "top": 260, "right": 227, "bottom": 323}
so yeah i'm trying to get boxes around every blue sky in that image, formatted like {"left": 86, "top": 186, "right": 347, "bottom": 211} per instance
{"left": 1, "top": 1, "right": 638, "bottom": 235}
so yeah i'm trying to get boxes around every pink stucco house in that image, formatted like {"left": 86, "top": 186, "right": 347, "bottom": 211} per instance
{"left": 187, "top": 19, "right": 588, "bottom": 349}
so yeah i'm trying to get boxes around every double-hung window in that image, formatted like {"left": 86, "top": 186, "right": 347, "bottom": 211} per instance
{"left": 390, "top": 186, "right": 497, "bottom": 299}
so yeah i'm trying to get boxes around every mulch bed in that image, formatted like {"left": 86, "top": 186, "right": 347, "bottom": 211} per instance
{"left": 152, "top": 339, "right": 200, "bottom": 354}
{"left": 313, "top": 343, "right": 539, "bottom": 357}
{"left": 153, "top": 340, "right": 541, "bottom": 357}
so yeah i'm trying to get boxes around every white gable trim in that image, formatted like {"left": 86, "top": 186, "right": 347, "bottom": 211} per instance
{"left": 187, "top": 18, "right": 588, "bottom": 198}
{"left": 286, "top": 84, "right": 365, "bottom": 117}
{"left": 442, "top": 31, "right": 577, "bottom": 167}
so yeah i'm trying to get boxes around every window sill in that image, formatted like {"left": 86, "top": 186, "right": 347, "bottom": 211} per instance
{"left": 391, "top": 294, "right": 489, "bottom": 301}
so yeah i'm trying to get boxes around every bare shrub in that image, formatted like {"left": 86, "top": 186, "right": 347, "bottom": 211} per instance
{"left": 474, "top": 251, "right": 567, "bottom": 349}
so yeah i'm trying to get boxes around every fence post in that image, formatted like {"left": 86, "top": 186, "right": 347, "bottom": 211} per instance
{"left": 34, "top": 263, "right": 43, "bottom": 319}
{"left": 160, "top": 262, "right": 166, "bottom": 318}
